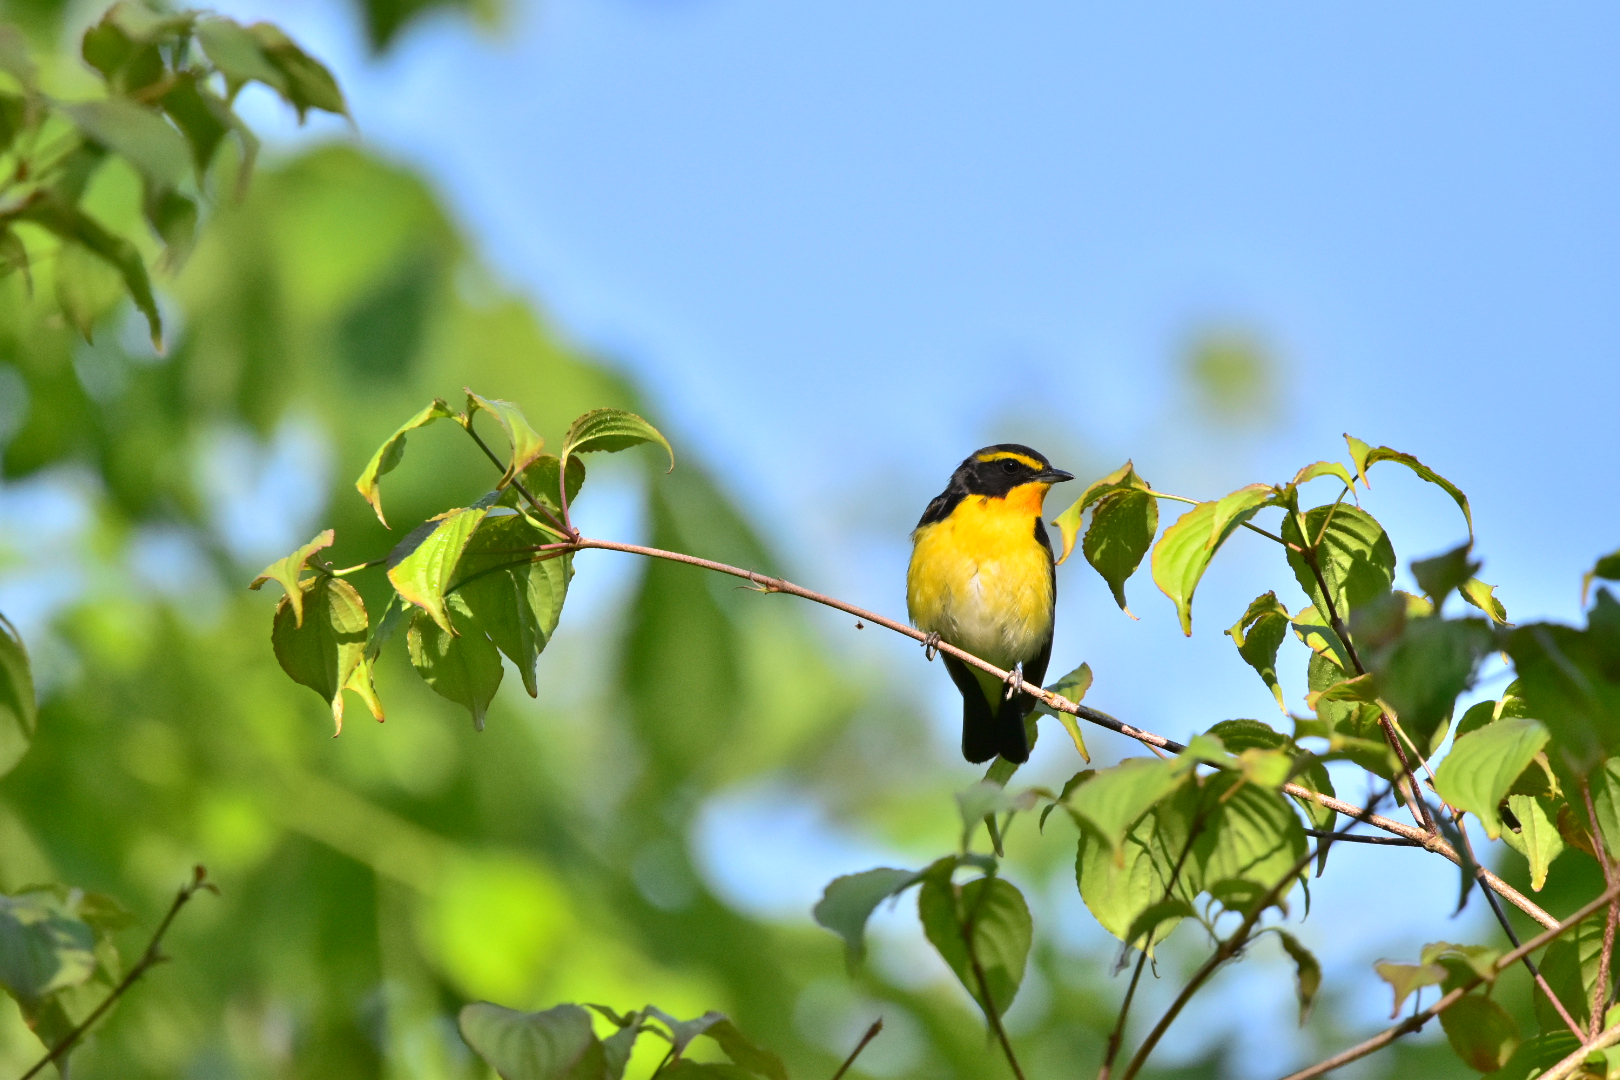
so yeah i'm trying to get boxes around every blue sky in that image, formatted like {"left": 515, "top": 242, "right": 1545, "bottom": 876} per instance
{"left": 125, "top": 0, "right": 1620, "bottom": 1067}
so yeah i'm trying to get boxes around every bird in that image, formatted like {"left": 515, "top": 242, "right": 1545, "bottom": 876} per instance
{"left": 907, "top": 445, "right": 1074, "bottom": 764}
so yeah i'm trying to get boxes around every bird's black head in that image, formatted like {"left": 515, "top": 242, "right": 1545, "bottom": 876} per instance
{"left": 953, "top": 444, "right": 1075, "bottom": 498}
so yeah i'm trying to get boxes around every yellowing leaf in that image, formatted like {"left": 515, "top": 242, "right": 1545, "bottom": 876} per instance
{"left": 355, "top": 399, "right": 455, "bottom": 527}
{"left": 1051, "top": 460, "right": 1152, "bottom": 566}
{"left": 466, "top": 390, "right": 547, "bottom": 487}
{"left": 1152, "top": 488, "right": 1266, "bottom": 635}
{"left": 1344, "top": 435, "right": 1473, "bottom": 538}
{"left": 386, "top": 495, "right": 497, "bottom": 633}
{"left": 270, "top": 577, "right": 368, "bottom": 736}
{"left": 248, "top": 529, "right": 335, "bottom": 627}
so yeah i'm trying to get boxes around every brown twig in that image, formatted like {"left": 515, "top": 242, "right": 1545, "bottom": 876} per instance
{"left": 959, "top": 881, "right": 1027, "bottom": 1080}
{"left": 21, "top": 866, "right": 215, "bottom": 1080}
{"left": 1274, "top": 880, "right": 1620, "bottom": 1080}
{"left": 1581, "top": 780, "right": 1619, "bottom": 1038}
{"left": 829, "top": 1019, "right": 883, "bottom": 1080}
{"left": 461, "top": 422, "right": 572, "bottom": 537}
{"left": 1300, "top": 828, "right": 1417, "bottom": 847}
{"left": 1541, "top": 1019, "right": 1620, "bottom": 1080}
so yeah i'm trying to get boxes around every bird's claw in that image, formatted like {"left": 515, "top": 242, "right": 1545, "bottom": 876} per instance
{"left": 1004, "top": 662, "right": 1024, "bottom": 702}
{"left": 922, "top": 631, "right": 941, "bottom": 662}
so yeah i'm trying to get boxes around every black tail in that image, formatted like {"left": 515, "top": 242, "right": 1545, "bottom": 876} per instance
{"left": 944, "top": 655, "right": 1031, "bottom": 764}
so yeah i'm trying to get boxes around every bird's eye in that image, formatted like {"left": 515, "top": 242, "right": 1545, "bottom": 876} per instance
{"left": 1001, "top": 459, "right": 1020, "bottom": 474}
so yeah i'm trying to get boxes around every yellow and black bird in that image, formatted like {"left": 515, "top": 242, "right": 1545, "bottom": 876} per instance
{"left": 907, "top": 445, "right": 1074, "bottom": 763}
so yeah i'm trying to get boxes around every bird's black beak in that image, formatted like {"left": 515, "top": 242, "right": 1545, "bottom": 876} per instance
{"left": 1036, "top": 468, "right": 1075, "bottom": 484}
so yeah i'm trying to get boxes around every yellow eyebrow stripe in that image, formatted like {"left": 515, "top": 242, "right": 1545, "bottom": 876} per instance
{"left": 974, "top": 450, "right": 1045, "bottom": 470}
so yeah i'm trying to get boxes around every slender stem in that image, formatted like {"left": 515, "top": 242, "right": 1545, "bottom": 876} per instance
{"left": 21, "top": 867, "right": 215, "bottom": 1080}
{"left": 829, "top": 1019, "right": 883, "bottom": 1080}
{"left": 960, "top": 881, "right": 1026, "bottom": 1080}
{"left": 1541, "top": 1020, "right": 1620, "bottom": 1080}
{"left": 1275, "top": 881, "right": 1620, "bottom": 1080}
{"left": 1581, "top": 780, "right": 1619, "bottom": 1038}
{"left": 552, "top": 534, "right": 1560, "bottom": 932}
{"left": 461, "top": 422, "right": 571, "bottom": 537}
{"left": 1455, "top": 816, "right": 1585, "bottom": 1038}
{"left": 1301, "top": 828, "right": 1417, "bottom": 847}
{"left": 1151, "top": 492, "right": 1203, "bottom": 506}
{"left": 1240, "top": 520, "right": 1302, "bottom": 551}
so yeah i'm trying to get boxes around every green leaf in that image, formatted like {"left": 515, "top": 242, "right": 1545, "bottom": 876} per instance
{"left": 1082, "top": 488, "right": 1158, "bottom": 615}
{"left": 1374, "top": 959, "right": 1447, "bottom": 1017}
{"left": 559, "top": 408, "right": 674, "bottom": 474}
{"left": 15, "top": 190, "right": 161, "bottom": 348}
{"left": 1152, "top": 493, "right": 1259, "bottom": 636}
{"left": 1507, "top": 607, "right": 1620, "bottom": 773}
{"left": 270, "top": 577, "right": 368, "bottom": 736}
{"left": 1274, "top": 930, "right": 1321, "bottom": 1025}
{"left": 457, "top": 1002, "right": 607, "bottom": 1080}
{"left": 1500, "top": 795, "right": 1564, "bottom": 892}
{"left": 1197, "top": 772, "right": 1308, "bottom": 909}
{"left": 1438, "top": 994, "right": 1519, "bottom": 1072}
{"left": 467, "top": 391, "right": 548, "bottom": 487}
{"left": 1488, "top": 1032, "right": 1584, "bottom": 1080}
{"left": 1051, "top": 460, "right": 1152, "bottom": 566}
{"left": 247, "top": 22, "right": 348, "bottom": 121}
{"left": 1282, "top": 504, "right": 1397, "bottom": 625}
{"left": 1587, "top": 758, "right": 1620, "bottom": 863}
{"left": 1075, "top": 784, "right": 1201, "bottom": 948}
{"left": 0, "top": 613, "right": 36, "bottom": 780}
{"left": 1411, "top": 543, "right": 1479, "bottom": 607}
{"left": 0, "top": 25, "right": 38, "bottom": 88}
{"left": 53, "top": 237, "right": 123, "bottom": 342}
{"left": 387, "top": 495, "right": 497, "bottom": 633}
{"left": 453, "top": 515, "right": 572, "bottom": 697}
{"left": 355, "top": 399, "right": 456, "bottom": 527}
{"left": 659, "top": 1065, "right": 756, "bottom": 1080}
{"left": 0, "top": 93, "right": 27, "bottom": 158}
{"left": 1304, "top": 672, "right": 1377, "bottom": 714}
{"left": 1068, "top": 757, "right": 1187, "bottom": 852}
{"left": 1372, "top": 617, "right": 1496, "bottom": 754}
{"left": 1538, "top": 913, "right": 1610, "bottom": 1032}
{"left": 1434, "top": 718, "right": 1550, "bottom": 839}
{"left": 1583, "top": 547, "right": 1620, "bottom": 607}
{"left": 196, "top": 17, "right": 287, "bottom": 97}
{"left": 500, "top": 455, "right": 587, "bottom": 522}
{"left": 812, "top": 867, "right": 923, "bottom": 967}
{"left": 160, "top": 74, "right": 231, "bottom": 177}
{"left": 1344, "top": 435, "right": 1473, "bottom": 538}
{"left": 0, "top": 890, "right": 98, "bottom": 1004}
{"left": 61, "top": 99, "right": 188, "bottom": 192}
{"left": 1034, "top": 662, "right": 1093, "bottom": 761}
{"left": 699, "top": 1019, "right": 789, "bottom": 1080}
{"left": 406, "top": 600, "right": 503, "bottom": 730}
{"left": 1454, "top": 699, "right": 1497, "bottom": 740}
{"left": 1459, "top": 578, "right": 1509, "bottom": 625}
{"left": 1227, "top": 592, "right": 1292, "bottom": 713}
{"left": 1307, "top": 653, "right": 1383, "bottom": 748}
{"left": 248, "top": 529, "right": 336, "bottom": 627}
{"left": 1121, "top": 899, "right": 1195, "bottom": 956}
{"left": 917, "top": 873, "right": 1031, "bottom": 1021}
{"left": 1289, "top": 460, "right": 1355, "bottom": 491}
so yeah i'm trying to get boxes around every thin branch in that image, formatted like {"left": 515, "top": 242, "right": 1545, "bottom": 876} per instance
{"left": 1581, "top": 779, "right": 1619, "bottom": 1039}
{"left": 1455, "top": 816, "right": 1584, "bottom": 1038}
{"left": 557, "top": 535, "right": 1560, "bottom": 931}
{"left": 1542, "top": 1019, "right": 1620, "bottom": 1080}
{"left": 828, "top": 1019, "right": 883, "bottom": 1080}
{"left": 1275, "top": 880, "right": 1620, "bottom": 1080}
{"left": 1301, "top": 828, "right": 1417, "bottom": 847}
{"left": 461, "top": 422, "right": 572, "bottom": 537}
{"left": 21, "top": 867, "right": 215, "bottom": 1080}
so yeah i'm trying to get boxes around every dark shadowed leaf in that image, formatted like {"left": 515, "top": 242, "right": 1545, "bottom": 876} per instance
{"left": 1411, "top": 543, "right": 1478, "bottom": 607}
{"left": 1583, "top": 547, "right": 1620, "bottom": 606}
{"left": 812, "top": 866, "right": 923, "bottom": 967}
{"left": 61, "top": 99, "right": 188, "bottom": 191}
{"left": 1227, "top": 593, "right": 1292, "bottom": 712}
{"left": 501, "top": 455, "right": 587, "bottom": 521}
{"left": 355, "top": 398, "right": 456, "bottom": 526}
{"left": 1538, "top": 914, "right": 1609, "bottom": 1033}
{"left": 1051, "top": 460, "right": 1153, "bottom": 565}
{"left": 918, "top": 873, "right": 1031, "bottom": 1020}
{"left": 270, "top": 577, "right": 368, "bottom": 735}
{"left": 0, "top": 891, "right": 97, "bottom": 1004}
{"left": 1344, "top": 435, "right": 1473, "bottom": 538}
{"left": 247, "top": 22, "right": 348, "bottom": 120}
{"left": 1082, "top": 488, "right": 1158, "bottom": 615}
{"left": 453, "top": 515, "right": 572, "bottom": 696}
{"left": 0, "top": 613, "right": 35, "bottom": 779}
{"left": 160, "top": 73, "right": 232, "bottom": 176}
{"left": 1434, "top": 718, "right": 1549, "bottom": 839}
{"left": 560, "top": 408, "right": 673, "bottom": 473}
{"left": 248, "top": 529, "right": 335, "bottom": 627}
{"left": 1372, "top": 617, "right": 1495, "bottom": 754}
{"left": 1487, "top": 1032, "right": 1583, "bottom": 1080}
{"left": 406, "top": 600, "right": 503, "bottom": 731}
{"left": 458, "top": 1002, "right": 607, "bottom": 1080}
{"left": 1438, "top": 994, "right": 1519, "bottom": 1072}
{"left": 1274, "top": 931, "right": 1321, "bottom": 1025}
{"left": 16, "top": 191, "right": 161, "bottom": 347}
{"left": 696, "top": 1018, "right": 788, "bottom": 1080}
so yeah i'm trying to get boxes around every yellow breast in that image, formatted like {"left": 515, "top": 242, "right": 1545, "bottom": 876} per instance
{"left": 906, "top": 485, "right": 1055, "bottom": 672}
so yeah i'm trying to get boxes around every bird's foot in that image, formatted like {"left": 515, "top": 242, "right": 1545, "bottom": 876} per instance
{"left": 922, "top": 631, "right": 941, "bottom": 662}
{"left": 1004, "top": 661, "right": 1025, "bottom": 701}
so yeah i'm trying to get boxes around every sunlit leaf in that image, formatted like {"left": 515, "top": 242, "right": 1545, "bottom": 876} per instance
{"left": 1434, "top": 718, "right": 1549, "bottom": 840}
{"left": 1034, "top": 661, "right": 1092, "bottom": 761}
{"left": 0, "top": 613, "right": 35, "bottom": 780}
{"left": 1289, "top": 460, "right": 1355, "bottom": 491}
{"left": 501, "top": 455, "right": 586, "bottom": 521}
{"left": 406, "top": 600, "right": 503, "bottom": 730}
{"left": 1075, "top": 784, "right": 1200, "bottom": 949}
{"left": 61, "top": 99, "right": 188, "bottom": 192}
{"left": 355, "top": 398, "right": 456, "bottom": 527}
{"left": 1582, "top": 548, "right": 1620, "bottom": 607}
{"left": 1226, "top": 592, "right": 1291, "bottom": 713}
{"left": 1274, "top": 930, "right": 1321, "bottom": 1025}
{"left": 458, "top": 1002, "right": 607, "bottom": 1080}
{"left": 1121, "top": 899, "right": 1195, "bottom": 958}
{"left": 453, "top": 515, "right": 572, "bottom": 696}
{"left": 1344, "top": 435, "right": 1473, "bottom": 538}
{"left": 1304, "top": 672, "right": 1376, "bottom": 714}
{"left": 270, "top": 577, "right": 368, "bottom": 736}
{"left": 1438, "top": 994, "right": 1519, "bottom": 1072}
{"left": 1282, "top": 504, "right": 1396, "bottom": 626}
{"left": 1291, "top": 605, "right": 1354, "bottom": 673}
{"left": 387, "top": 494, "right": 497, "bottom": 633}
{"left": 1067, "top": 757, "right": 1187, "bottom": 852}
{"left": 1082, "top": 488, "right": 1157, "bottom": 615}
{"left": 1197, "top": 772, "right": 1308, "bottom": 910}
{"left": 1048, "top": 461, "right": 1151, "bottom": 566}
{"left": 248, "top": 529, "right": 335, "bottom": 627}
{"left": 917, "top": 872, "right": 1031, "bottom": 1020}
{"left": 1374, "top": 959, "right": 1447, "bottom": 1017}
{"left": 467, "top": 390, "right": 548, "bottom": 487}
{"left": 813, "top": 866, "right": 923, "bottom": 967}
{"left": 1153, "top": 493, "right": 1263, "bottom": 636}
{"left": 559, "top": 408, "right": 673, "bottom": 474}
{"left": 1459, "top": 578, "right": 1509, "bottom": 625}
{"left": 1500, "top": 795, "right": 1564, "bottom": 892}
